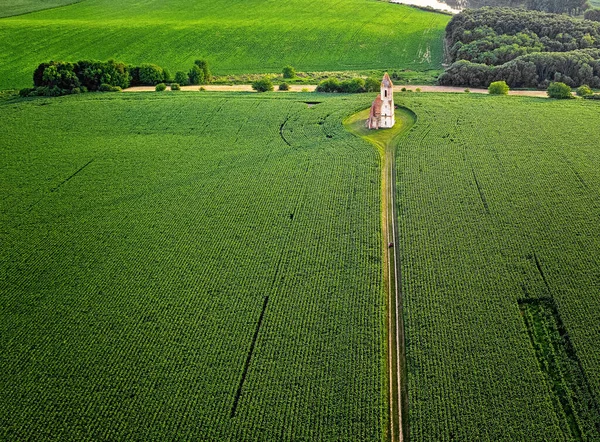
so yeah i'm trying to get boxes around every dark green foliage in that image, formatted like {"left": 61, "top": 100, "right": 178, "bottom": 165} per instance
{"left": 34, "top": 61, "right": 80, "bottom": 91}
{"left": 440, "top": 8, "right": 600, "bottom": 87}
{"left": 194, "top": 59, "right": 211, "bottom": 84}
{"left": 577, "top": 84, "right": 593, "bottom": 95}
{"left": 75, "top": 60, "right": 131, "bottom": 91}
{"left": 98, "top": 83, "right": 121, "bottom": 92}
{"left": 316, "top": 77, "right": 366, "bottom": 93}
{"left": 174, "top": 71, "right": 189, "bottom": 86}
{"left": 278, "top": 82, "right": 290, "bottom": 91}
{"left": 136, "top": 64, "right": 166, "bottom": 85}
{"left": 316, "top": 78, "right": 340, "bottom": 93}
{"left": 155, "top": 82, "right": 167, "bottom": 91}
{"left": 583, "top": 92, "right": 600, "bottom": 98}
{"left": 187, "top": 65, "right": 204, "bottom": 85}
{"left": 251, "top": 78, "right": 274, "bottom": 92}
{"left": 364, "top": 77, "right": 380, "bottom": 92}
{"left": 547, "top": 81, "right": 573, "bottom": 98}
{"left": 585, "top": 8, "right": 600, "bottom": 21}
{"left": 488, "top": 79, "right": 509, "bottom": 94}
{"left": 282, "top": 65, "right": 296, "bottom": 79}
{"left": 32, "top": 60, "right": 169, "bottom": 95}
{"left": 170, "top": 83, "right": 181, "bottom": 91}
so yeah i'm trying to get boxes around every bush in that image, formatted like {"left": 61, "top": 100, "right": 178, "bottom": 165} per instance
{"left": 194, "top": 59, "right": 211, "bottom": 84}
{"left": 170, "top": 83, "right": 181, "bottom": 91}
{"left": 316, "top": 78, "right": 340, "bottom": 93}
{"left": 155, "top": 83, "right": 167, "bottom": 91}
{"left": 199, "top": 86, "right": 206, "bottom": 91}
{"left": 576, "top": 84, "right": 593, "bottom": 96}
{"left": 464, "top": 88, "right": 470, "bottom": 93}
{"left": 282, "top": 65, "right": 296, "bottom": 79}
{"left": 488, "top": 80, "right": 509, "bottom": 95}
{"left": 547, "top": 82, "right": 573, "bottom": 99}
{"left": 19, "top": 88, "right": 35, "bottom": 97}
{"left": 401, "top": 87, "right": 407, "bottom": 92}
{"left": 188, "top": 65, "right": 204, "bottom": 85}
{"left": 278, "top": 82, "right": 290, "bottom": 91}
{"left": 339, "top": 78, "right": 365, "bottom": 93}
{"left": 364, "top": 77, "right": 380, "bottom": 92}
{"left": 99, "top": 83, "right": 121, "bottom": 92}
{"left": 138, "top": 64, "right": 166, "bottom": 85}
{"left": 174, "top": 71, "right": 189, "bottom": 86}
{"left": 252, "top": 78, "right": 274, "bottom": 92}
{"left": 583, "top": 93, "right": 600, "bottom": 99}
{"left": 416, "top": 87, "right": 422, "bottom": 92}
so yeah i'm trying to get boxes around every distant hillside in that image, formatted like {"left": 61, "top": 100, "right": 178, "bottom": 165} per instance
{"left": 0, "top": 0, "right": 81, "bottom": 18}
{"left": 0, "top": 0, "right": 449, "bottom": 90}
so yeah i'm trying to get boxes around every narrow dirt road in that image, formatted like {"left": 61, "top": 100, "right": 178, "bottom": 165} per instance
{"left": 344, "top": 109, "right": 415, "bottom": 442}
{"left": 124, "top": 84, "right": 550, "bottom": 97}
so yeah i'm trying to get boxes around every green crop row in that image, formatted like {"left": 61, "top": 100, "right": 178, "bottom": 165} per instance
{"left": 0, "top": 92, "right": 386, "bottom": 440}
{"left": 396, "top": 93, "right": 600, "bottom": 441}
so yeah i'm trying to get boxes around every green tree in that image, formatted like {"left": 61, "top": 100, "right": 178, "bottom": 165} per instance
{"left": 488, "top": 80, "right": 509, "bottom": 95}
{"left": 584, "top": 8, "right": 600, "bottom": 21}
{"left": 278, "top": 82, "right": 290, "bottom": 91}
{"left": 194, "top": 59, "right": 212, "bottom": 83}
{"left": 138, "top": 64, "right": 165, "bottom": 85}
{"left": 252, "top": 77, "right": 274, "bottom": 92}
{"left": 364, "top": 77, "right": 380, "bottom": 92}
{"left": 547, "top": 82, "right": 573, "bottom": 98}
{"left": 188, "top": 65, "right": 204, "bottom": 85}
{"left": 174, "top": 71, "right": 189, "bottom": 86}
{"left": 155, "top": 83, "right": 167, "bottom": 91}
{"left": 282, "top": 65, "right": 296, "bottom": 79}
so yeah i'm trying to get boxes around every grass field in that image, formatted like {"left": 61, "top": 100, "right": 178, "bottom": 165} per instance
{"left": 0, "top": 0, "right": 449, "bottom": 90}
{"left": 395, "top": 93, "right": 600, "bottom": 441}
{"left": 0, "top": 92, "right": 386, "bottom": 440}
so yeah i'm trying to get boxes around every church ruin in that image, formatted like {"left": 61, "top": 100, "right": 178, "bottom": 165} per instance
{"left": 366, "top": 73, "right": 395, "bottom": 130}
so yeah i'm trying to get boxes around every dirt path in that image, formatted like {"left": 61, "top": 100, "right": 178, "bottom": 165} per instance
{"left": 344, "top": 109, "right": 416, "bottom": 442}
{"left": 124, "top": 84, "right": 549, "bottom": 97}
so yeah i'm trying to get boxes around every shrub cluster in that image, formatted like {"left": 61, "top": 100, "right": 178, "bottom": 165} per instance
{"left": 252, "top": 78, "right": 274, "bottom": 92}
{"left": 488, "top": 80, "right": 509, "bottom": 94}
{"left": 440, "top": 8, "right": 600, "bottom": 88}
{"left": 315, "top": 77, "right": 379, "bottom": 93}
{"left": 22, "top": 58, "right": 212, "bottom": 97}
{"left": 547, "top": 81, "right": 573, "bottom": 98}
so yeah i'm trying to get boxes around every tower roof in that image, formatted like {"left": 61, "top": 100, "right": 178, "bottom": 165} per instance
{"left": 381, "top": 72, "right": 393, "bottom": 88}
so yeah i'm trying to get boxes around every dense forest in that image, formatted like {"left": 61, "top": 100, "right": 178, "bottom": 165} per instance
{"left": 443, "top": 0, "right": 588, "bottom": 15}
{"left": 439, "top": 8, "right": 600, "bottom": 87}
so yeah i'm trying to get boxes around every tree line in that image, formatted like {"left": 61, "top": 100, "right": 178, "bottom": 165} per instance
{"left": 21, "top": 59, "right": 211, "bottom": 97}
{"left": 440, "top": 7, "right": 600, "bottom": 88}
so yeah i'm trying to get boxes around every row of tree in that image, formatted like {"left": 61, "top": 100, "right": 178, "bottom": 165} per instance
{"left": 440, "top": 8, "right": 600, "bottom": 87}
{"left": 21, "top": 59, "right": 211, "bottom": 97}
{"left": 442, "top": 0, "right": 589, "bottom": 15}
{"left": 440, "top": 49, "right": 600, "bottom": 87}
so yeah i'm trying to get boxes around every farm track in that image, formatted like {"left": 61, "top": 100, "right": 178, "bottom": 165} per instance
{"left": 124, "top": 85, "right": 550, "bottom": 96}
{"left": 344, "top": 108, "right": 415, "bottom": 442}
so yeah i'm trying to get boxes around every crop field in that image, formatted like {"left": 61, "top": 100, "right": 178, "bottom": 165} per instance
{"left": 0, "top": 92, "right": 387, "bottom": 440}
{"left": 395, "top": 93, "right": 600, "bottom": 441}
{"left": 0, "top": 0, "right": 449, "bottom": 90}
{"left": 0, "top": 0, "right": 81, "bottom": 18}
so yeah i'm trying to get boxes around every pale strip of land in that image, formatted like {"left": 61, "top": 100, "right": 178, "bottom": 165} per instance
{"left": 124, "top": 84, "right": 550, "bottom": 96}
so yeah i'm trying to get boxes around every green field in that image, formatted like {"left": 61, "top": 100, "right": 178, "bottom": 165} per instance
{"left": 0, "top": 0, "right": 80, "bottom": 18}
{"left": 0, "top": 92, "right": 386, "bottom": 440}
{"left": 395, "top": 93, "right": 600, "bottom": 441}
{"left": 0, "top": 0, "right": 449, "bottom": 90}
